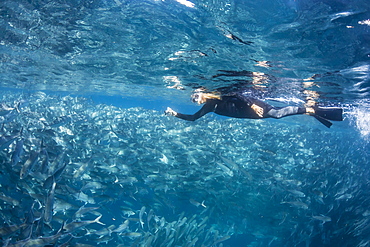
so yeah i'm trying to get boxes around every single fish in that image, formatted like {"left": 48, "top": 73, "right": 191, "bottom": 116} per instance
{"left": 11, "top": 138, "right": 24, "bottom": 166}
{"left": 0, "top": 223, "right": 27, "bottom": 237}
{"left": 312, "top": 215, "right": 332, "bottom": 224}
{"left": 281, "top": 201, "right": 309, "bottom": 210}
{"left": 288, "top": 189, "right": 306, "bottom": 198}
{"left": 139, "top": 206, "right": 146, "bottom": 229}
{"left": 0, "top": 132, "right": 20, "bottom": 150}
{"left": 63, "top": 215, "right": 105, "bottom": 233}
{"left": 0, "top": 192, "right": 20, "bottom": 207}
{"left": 43, "top": 159, "right": 67, "bottom": 189}
{"left": 73, "top": 160, "right": 91, "bottom": 179}
{"left": 0, "top": 104, "right": 16, "bottom": 116}
{"left": 74, "top": 204, "right": 100, "bottom": 219}
{"left": 46, "top": 152, "right": 65, "bottom": 178}
{"left": 159, "top": 154, "right": 169, "bottom": 164}
{"left": 147, "top": 209, "right": 154, "bottom": 228}
{"left": 120, "top": 232, "right": 142, "bottom": 238}
{"left": 113, "top": 219, "right": 130, "bottom": 233}
{"left": 335, "top": 193, "right": 353, "bottom": 201}
{"left": 216, "top": 162, "right": 234, "bottom": 177}
{"left": 20, "top": 150, "right": 40, "bottom": 179}
{"left": 44, "top": 182, "right": 56, "bottom": 224}
{"left": 189, "top": 199, "right": 207, "bottom": 208}
{"left": 219, "top": 156, "right": 240, "bottom": 171}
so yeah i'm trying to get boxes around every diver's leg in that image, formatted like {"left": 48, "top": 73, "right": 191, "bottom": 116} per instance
{"left": 266, "top": 106, "right": 306, "bottom": 119}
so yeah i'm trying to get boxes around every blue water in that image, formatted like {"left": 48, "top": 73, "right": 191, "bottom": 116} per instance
{"left": 1, "top": 0, "right": 370, "bottom": 246}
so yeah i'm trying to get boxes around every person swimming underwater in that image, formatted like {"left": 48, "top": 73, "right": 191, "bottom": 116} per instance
{"left": 165, "top": 90, "right": 343, "bottom": 128}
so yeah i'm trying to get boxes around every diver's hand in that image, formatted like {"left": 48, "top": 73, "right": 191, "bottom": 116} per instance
{"left": 251, "top": 104, "right": 264, "bottom": 118}
{"left": 165, "top": 107, "right": 178, "bottom": 117}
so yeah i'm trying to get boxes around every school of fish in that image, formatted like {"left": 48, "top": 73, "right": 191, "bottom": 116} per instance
{"left": 0, "top": 91, "right": 369, "bottom": 247}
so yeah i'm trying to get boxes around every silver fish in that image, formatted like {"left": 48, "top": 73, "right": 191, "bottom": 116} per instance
{"left": 113, "top": 219, "right": 130, "bottom": 233}
{"left": 0, "top": 132, "right": 20, "bottom": 150}
{"left": 139, "top": 206, "right": 146, "bottom": 229}
{"left": 20, "top": 145, "right": 41, "bottom": 179}
{"left": 281, "top": 201, "right": 309, "bottom": 210}
{"left": 74, "top": 204, "right": 100, "bottom": 219}
{"left": 312, "top": 215, "right": 332, "bottom": 224}
{"left": 288, "top": 189, "right": 306, "bottom": 198}
{"left": 43, "top": 158, "right": 67, "bottom": 189}
{"left": 63, "top": 215, "right": 105, "bottom": 233}
{"left": 44, "top": 182, "right": 56, "bottom": 224}
{"left": 0, "top": 223, "right": 27, "bottom": 237}
{"left": 11, "top": 138, "right": 24, "bottom": 166}
{"left": 0, "top": 192, "right": 20, "bottom": 207}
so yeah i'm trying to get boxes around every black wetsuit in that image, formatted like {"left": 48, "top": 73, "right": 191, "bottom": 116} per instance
{"left": 175, "top": 94, "right": 306, "bottom": 121}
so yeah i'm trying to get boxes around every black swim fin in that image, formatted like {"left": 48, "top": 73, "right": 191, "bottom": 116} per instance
{"left": 314, "top": 107, "right": 343, "bottom": 121}
{"left": 313, "top": 114, "right": 332, "bottom": 128}
{"left": 309, "top": 106, "right": 343, "bottom": 128}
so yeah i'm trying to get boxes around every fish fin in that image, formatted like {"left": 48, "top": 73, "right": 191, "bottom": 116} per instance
{"left": 94, "top": 215, "right": 105, "bottom": 225}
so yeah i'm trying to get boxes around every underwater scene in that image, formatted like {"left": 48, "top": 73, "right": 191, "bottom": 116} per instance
{"left": 1, "top": 0, "right": 370, "bottom": 246}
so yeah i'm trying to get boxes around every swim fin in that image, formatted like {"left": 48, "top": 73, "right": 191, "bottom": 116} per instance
{"left": 309, "top": 107, "right": 343, "bottom": 128}
{"left": 313, "top": 114, "right": 333, "bottom": 128}
{"left": 314, "top": 107, "right": 343, "bottom": 121}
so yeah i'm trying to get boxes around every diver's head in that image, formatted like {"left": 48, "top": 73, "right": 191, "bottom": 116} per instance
{"left": 191, "top": 92, "right": 206, "bottom": 104}
{"left": 191, "top": 91, "right": 221, "bottom": 104}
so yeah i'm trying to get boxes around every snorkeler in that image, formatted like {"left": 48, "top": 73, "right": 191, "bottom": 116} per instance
{"left": 165, "top": 90, "right": 343, "bottom": 128}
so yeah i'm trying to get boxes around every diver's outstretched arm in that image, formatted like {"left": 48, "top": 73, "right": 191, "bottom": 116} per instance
{"left": 165, "top": 103, "right": 215, "bottom": 121}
